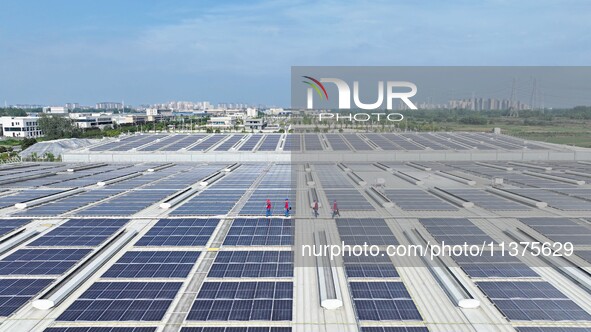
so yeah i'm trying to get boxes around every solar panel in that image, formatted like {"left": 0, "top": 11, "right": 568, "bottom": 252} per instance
{"left": 0, "top": 190, "right": 64, "bottom": 208}
{"left": 171, "top": 189, "right": 246, "bottom": 216}
{"left": 45, "top": 328, "right": 156, "bottom": 332}
{"left": 349, "top": 282, "right": 422, "bottom": 321}
{"left": 135, "top": 218, "right": 219, "bottom": 247}
{"left": 75, "top": 189, "right": 176, "bottom": 216}
{"left": 258, "top": 135, "right": 281, "bottom": 151}
{"left": 419, "top": 218, "right": 496, "bottom": 245}
{"left": 238, "top": 135, "right": 263, "bottom": 151}
{"left": 208, "top": 251, "right": 293, "bottom": 278}
{"left": 360, "top": 328, "right": 429, "bottom": 332}
{"left": 187, "top": 281, "right": 293, "bottom": 321}
{"left": 343, "top": 252, "right": 398, "bottom": 278}
{"left": 189, "top": 135, "right": 227, "bottom": 151}
{"left": 342, "top": 134, "right": 373, "bottom": 150}
{"left": 384, "top": 189, "right": 458, "bottom": 211}
{"left": 444, "top": 188, "right": 529, "bottom": 211}
{"left": 507, "top": 189, "right": 591, "bottom": 210}
{"left": 454, "top": 254, "right": 538, "bottom": 278}
{"left": 325, "top": 134, "right": 350, "bottom": 151}
{"left": 160, "top": 135, "right": 206, "bottom": 151}
{"left": 57, "top": 282, "right": 182, "bottom": 321}
{"left": 0, "top": 219, "right": 30, "bottom": 237}
{"left": 323, "top": 189, "right": 374, "bottom": 210}
{"left": 29, "top": 218, "right": 128, "bottom": 247}
{"left": 0, "top": 278, "right": 54, "bottom": 316}
{"left": 515, "top": 328, "right": 591, "bottom": 332}
{"left": 214, "top": 135, "right": 243, "bottom": 151}
{"left": 138, "top": 135, "right": 187, "bottom": 151}
{"left": 0, "top": 248, "right": 91, "bottom": 275}
{"left": 180, "top": 328, "right": 291, "bottom": 332}
{"left": 282, "top": 134, "right": 301, "bottom": 152}
{"left": 16, "top": 189, "right": 125, "bottom": 217}
{"left": 314, "top": 165, "right": 354, "bottom": 188}
{"left": 224, "top": 218, "right": 293, "bottom": 246}
{"left": 303, "top": 134, "right": 323, "bottom": 151}
{"left": 240, "top": 190, "right": 296, "bottom": 216}
{"left": 477, "top": 281, "right": 591, "bottom": 321}
{"left": 519, "top": 217, "right": 591, "bottom": 246}
{"left": 103, "top": 251, "right": 201, "bottom": 278}
{"left": 336, "top": 218, "right": 398, "bottom": 246}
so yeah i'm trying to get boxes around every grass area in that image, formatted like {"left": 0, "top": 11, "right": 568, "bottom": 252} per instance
{"left": 442, "top": 118, "right": 591, "bottom": 148}
{"left": 0, "top": 138, "right": 23, "bottom": 147}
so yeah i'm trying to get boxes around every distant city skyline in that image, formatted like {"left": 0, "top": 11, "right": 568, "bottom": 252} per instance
{"left": 2, "top": 1, "right": 591, "bottom": 106}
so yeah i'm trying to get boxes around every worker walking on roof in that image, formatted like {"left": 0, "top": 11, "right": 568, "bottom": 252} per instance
{"left": 312, "top": 200, "right": 319, "bottom": 218}
{"left": 265, "top": 199, "right": 272, "bottom": 217}
{"left": 332, "top": 200, "right": 340, "bottom": 218}
{"left": 284, "top": 198, "right": 291, "bottom": 217}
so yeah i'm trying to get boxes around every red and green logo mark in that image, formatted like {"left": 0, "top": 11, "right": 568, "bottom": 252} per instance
{"left": 302, "top": 76, "right": 328, "bottom": 100}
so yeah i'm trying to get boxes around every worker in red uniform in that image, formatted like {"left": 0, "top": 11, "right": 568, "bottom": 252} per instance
{"left": 332, "top": 200, "right": 340, "bottom": 218}
{"left": 284, "top": 198, "right": 291, "bottom": 217}
{"left": 313, "top": 200, "right": 319, "bottom": 218}
{"left": 265, "top": 199, "right": 272, "bottom": 217}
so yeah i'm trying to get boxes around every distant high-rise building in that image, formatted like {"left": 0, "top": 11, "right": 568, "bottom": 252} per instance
{"left": 96, "top": 102, "right": 123, "bottom": 110}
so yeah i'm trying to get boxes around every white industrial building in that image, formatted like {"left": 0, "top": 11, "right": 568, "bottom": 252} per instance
{"left": 0, "top": 116, "right": 43, "bottom": 138}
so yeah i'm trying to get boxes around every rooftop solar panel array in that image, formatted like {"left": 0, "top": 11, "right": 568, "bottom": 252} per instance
{"left": 160, "top": 135, "right": 206, "bottom": 151}
{"left": 323, "top": 189, "right": 374, "bottom": 210}
{"left": 444, "top": 188, "right": 530, "bottom": 211}
{"left": 519, "top": 217, "right": 591, "bottom": 246}
{"left": 0, "top": 248, "right": 91, "bottom": 275}
{"left": 180, "top": 328, "right": 291, "bottom": 332}
{"left": 189, "top": 135, "right": 227, "bottom": 151}
{"left": 89, "top": 136, "right": 146, "bottom": 151}
{"left": 258, "top": 135, "right": 281, "bottom": 151}
{"left": 0, "top": 278, "right": 54, "bottom": 316}
{"left": 214, "top": 135, "right": 243, "bottom": 151}
{"left": 303, "top": 134, "right": 323, "bottom": 151}
{"left": 343, "top": 253, "right": 398, "bottom": 278}
{"left": 477, "top": 281, "right": 591, "bottom": 321}
{"left": 507, "top": 189, "right": 591, "bottom": 210}
{"left": 46, "top": 328, "right": 156, "bottom": 332}
{"left": 30, "top": 218, "right": 128, "bottom": 247}
{"left": 15, "top": 189, "right": 125, "bottom": 217}
{"left": 224, "top": 218, "right": 293, "bottom": 246}
{"left": 343, "top": 134, "right": 373, "bottom": 151}
{"left": 138, "top": 135, "right": 187, "bottom": 151}
{"left": 282, "top": 134, "right": 300, "bottom": 152}
{"left": 208, "top": 251, "right": 293, "bottom": 278}
{"left": 75, "top": 189, "right": 176, "bottom": 216}
{"left": 314, "top": 165, "right": 354, "bottom": 188}
{"left": 453, "top": 254, "right": 538, "bottom": 278}
{"left": 187, "top": 281, "right": 293, "bottom": 321}
{"left": 384, "top": 189, "right": 458, "bottom": 211}
{"left": 336, "top": 218, "right": 397, "bottom": 246}
{"left": 238, "top": 135, "right": 263, "bottom": 151}
{"left": 0, "top": 190, "right": 64, "bottom": 209}
{"left": 0, "top": 218, "right": 30, "bottom": 237}
{"left": 103, "top": 251, "right": 201, "bottom": 278}
{"left": 136, "top": 218, "right": 219, "bottom": 247}
{"left": 349, "top": 282, "right": 422, "bottom": 321}
{"left": 325, "top": 134, "right": 350, "bottom": 151}
{"left": 57, "top": 281, "right": 182, "bottom": 321}
{"left": 360, "top": 328, "right": 429, "bottom": 332}
{"left": 419, "top": 218, "right": 495, "bottom": 245}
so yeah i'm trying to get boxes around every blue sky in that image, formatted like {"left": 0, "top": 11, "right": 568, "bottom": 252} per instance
{"left": 1, "top": 0, "right": 589, "bottom": 107}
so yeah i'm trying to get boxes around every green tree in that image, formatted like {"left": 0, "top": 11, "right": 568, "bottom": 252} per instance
{"left": 38, "top": 114, "right": 80, "bottom": 139}
{"left": 20, "top": 137, "right": 37, "bottom": 150}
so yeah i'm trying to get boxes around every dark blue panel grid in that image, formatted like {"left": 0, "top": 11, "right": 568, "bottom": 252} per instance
{"left": 187, "top": 282, "right": 293, "bottom": 321}
{"left": 103, "top": 251, "right": 201, "bottom": 278}
{"left": 208, "top": 251, "right": 293, "bottom": 278}
{"left": 336, "top": 218, "right": 398, "bottom": 246}
{"left": 343, "top": 253, "right": 398, "bottom": 278}
{"left": 0, "top": 219, "right": 30, "bottom": 237}
{"left": 29, "top": 218, "right": 128, "bottom": 247}
{"left": 181, "top": 328, "right": 291, "bottom": 332}
{"left": 57, "top": 282, "right": 182, "bottom": 321}
{"left": 0, "top": 279, "right": 54, "bottom": 316}
{"left": 223, "top": 218, "right": 293, "bottom": 246}
{"left": 350, "top": 282, "right": 422, "bottom": 321}
{"left": 477, "top": 281, "right": 591, "bottom": 321}
{"left": 0, "top": 248, "right": 91, "bottom": 275}
{"left": 361, "top": 328, "right": 429, "bottom": 332}
{"left": 45, "top": 328, "right": 156, "bottom": 332}
{"left": 136, "top": 218, "right": 219, "bottom": 247}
